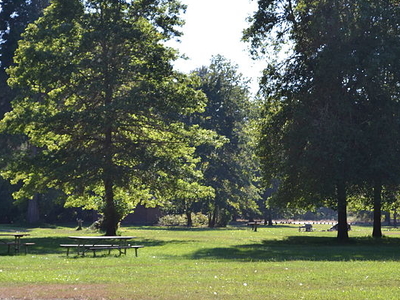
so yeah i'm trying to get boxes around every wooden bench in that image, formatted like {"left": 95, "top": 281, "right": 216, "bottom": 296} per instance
{"left": 60, "top": 244, "right": 112, "bottom": 256}
{"left": 5, "top": 242, "right": 16, "bottom": 254}
{"left": 60, "top": 244, "right": 144, "bottom": 257}
{"left": 22, "top": 242, "right": 35, "bottom": 254}
{"left": 1, "top": 242, "right": 35, "bottom": 254}
{"left": 89, "top": 245, "right": 144, "bottom": 257}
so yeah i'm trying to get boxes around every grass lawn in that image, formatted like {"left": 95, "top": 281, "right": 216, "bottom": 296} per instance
{"left": 0, "top": 223, "right": 400, "bottom": 299}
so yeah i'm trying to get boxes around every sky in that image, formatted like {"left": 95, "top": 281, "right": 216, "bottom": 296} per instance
{"left": 168, "top": 0, "right": 264, "bottom": 94}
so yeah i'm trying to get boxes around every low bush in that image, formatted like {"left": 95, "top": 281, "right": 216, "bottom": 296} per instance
{"left": 158, "top": 214, "right": 187, "bottom": 226}
{"left": 158, "top": 213, "right": 208, "bottom": 227}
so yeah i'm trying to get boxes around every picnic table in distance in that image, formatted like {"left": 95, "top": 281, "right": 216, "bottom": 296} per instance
{"left": 61, "top": 235, "right": 143, "bottom": 257}
{"left": 298, "top": 224, "right": 313, "bottom": 232}
{"left": 247, "top": 221, "right": 262, "bottom": 232}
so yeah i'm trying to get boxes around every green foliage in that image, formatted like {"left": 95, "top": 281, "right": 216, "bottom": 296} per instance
{"left": 0, "top": 0, "right": 218, "bottom": 235}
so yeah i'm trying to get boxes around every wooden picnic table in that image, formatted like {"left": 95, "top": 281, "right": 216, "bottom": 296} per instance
{"left": 298, "top": 224, "right": 313, "bottom": 232}
{"left": 247, "top": 221, "right": 261, "bottom": 232}
{"left": 65, "top": 236, "right": 139, "bottom": 257}
{"left": 0, "top": 233, "right": 32, "bottom": 254}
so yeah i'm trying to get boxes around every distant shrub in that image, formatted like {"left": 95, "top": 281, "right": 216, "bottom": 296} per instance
{"left": 192, "top": 213, "right": 208, "bottom": 227}
{"left": 158, "top": 213, "right": 209, "bottom": 227}
{"left": 158, "top": 214, "right": 186, "bottom": 226}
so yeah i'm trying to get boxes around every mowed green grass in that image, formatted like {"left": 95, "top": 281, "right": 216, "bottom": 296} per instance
{"left": 0, "top": 223, "right": 400, "bottom": 299}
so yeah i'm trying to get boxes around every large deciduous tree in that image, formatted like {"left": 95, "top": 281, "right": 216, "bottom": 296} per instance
{"left": 1, "top": 0, "right": 217, "bottom": 235}
{"left": 245, "top": 0, "right": 400, "bottom": 240}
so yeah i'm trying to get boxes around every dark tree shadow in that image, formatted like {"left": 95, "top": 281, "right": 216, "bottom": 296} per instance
{"left": 188, "top": 236, "right": 400, "bottom": 262}
{"left": 127, "top": 224, "right": 295, "bottom": 231}
{"left": 125, "top": 226, "right": 235, "bottom": 232}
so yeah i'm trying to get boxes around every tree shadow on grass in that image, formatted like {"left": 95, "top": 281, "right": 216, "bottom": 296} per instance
{"left": 126, "top": 226, "right": 242, "bottom": 232}
{"left": 188, "top": 236, "right": 400, "bottom": 262}
{"left": 126, "top": 224, "right": 296, "bottom": 231}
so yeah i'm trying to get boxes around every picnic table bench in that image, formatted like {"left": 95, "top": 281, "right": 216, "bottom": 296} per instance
{"left": 61, "top": 236, "right": 143, "bottom": 257}
{"left": 60, "top": 244, "right": 111, "bottom": 256}
{"left": 88, "top": 245, "right": 144, "bottom": 257}
{"left": 60, "top": 244, "right": 144, "bottom": 257}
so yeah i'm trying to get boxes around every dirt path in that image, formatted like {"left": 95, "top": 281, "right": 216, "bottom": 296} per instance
{"left": 0, "top": 284, "right": 111, "bottom": 299}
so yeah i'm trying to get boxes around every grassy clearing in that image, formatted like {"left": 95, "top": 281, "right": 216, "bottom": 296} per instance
{"left": 0, "top": 223, "right": 400, "bottom": 299}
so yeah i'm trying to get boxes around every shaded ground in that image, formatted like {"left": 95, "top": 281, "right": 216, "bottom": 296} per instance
{"left": 189, "top": 236, "right": 400, "bottom": 262}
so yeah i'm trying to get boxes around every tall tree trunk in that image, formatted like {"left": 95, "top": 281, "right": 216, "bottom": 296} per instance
{"left": 27, "top": 146, "right": 40, "bottom": 224}
{"left": 266, "top": 208, "right": 273, "bottom": 226}
{"left": 102, "top": 177, "right": 119, "bottom": 236}
{"left": 27, "top": 193, "right": 40, "bottom": 224}
{"left": 336, "top": 181, "right": 349, "bottom": 241}
{"left": 101, "top": 125, "right": 119, "bottom": 235}
{"left": 102, "top": 115, "right": 118, "bottom": 235}
{"left": 394, "top": 209, "right": 398, "bottom": 228}
{"left": 186, "top": 211, "right": 193, "bottom": 227}
{"left": 100, "top": 35, "right": 119, "bottom": 236}
{"left": 385, "top": 211, "right": 391, "bottom": 226}
{"left": 372, "top": 180, "right": 382, "bottom": 238}
{"left": 209, "top": 207, "right": 217, "bottom": 228}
